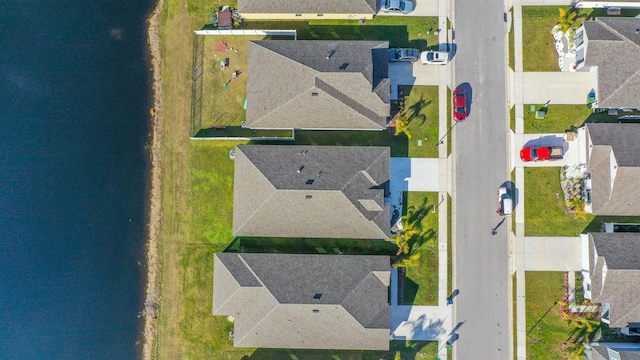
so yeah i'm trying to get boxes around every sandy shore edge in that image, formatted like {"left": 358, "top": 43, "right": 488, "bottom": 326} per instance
{"left": 142, "top": 0, "right": 165, "bottom": 358}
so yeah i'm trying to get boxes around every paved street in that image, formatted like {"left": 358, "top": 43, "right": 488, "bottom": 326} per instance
{"left": 452, "top": 0, "right": 511, "bottom": 358}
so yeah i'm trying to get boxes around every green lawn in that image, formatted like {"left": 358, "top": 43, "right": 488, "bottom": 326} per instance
{"left": 508, "top": 7, "right": 514, "bottom": 71}
{"left": 526, "top": 272, "right": 576, "bottom": 360}
{"left": 399, "top": 85, "right": 440, "bottom": 158}
{"left": 522, "top": 104, "right": 593, "bottom": 133}
{"left": 402, "top": 192, "right": 440, "bottom": 306}
{"left": 524, "top": 167, "right": 592, "bottom": 236}
{"left": 522, "top": 7, "right": 562, "bottom": 72}
{"left": 241, "top": 17, "right": 440, "bottom": 50}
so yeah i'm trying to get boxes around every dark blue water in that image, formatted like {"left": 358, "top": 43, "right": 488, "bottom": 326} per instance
{"left": 0, "top": 1, "right": 153, "bottom": 358}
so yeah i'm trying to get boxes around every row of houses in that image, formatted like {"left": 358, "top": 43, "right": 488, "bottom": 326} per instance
{"left": 212, "top": 35, "right": 398, "bottom": 350}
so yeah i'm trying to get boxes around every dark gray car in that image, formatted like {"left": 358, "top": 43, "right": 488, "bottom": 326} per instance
{"left": 389, "top": 48, "right": 419, "bottom": 62}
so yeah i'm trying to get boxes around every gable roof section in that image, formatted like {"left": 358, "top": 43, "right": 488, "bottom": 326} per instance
{"left": 246, "top": 40, "right": 390, "bottom": 130}
{"left": 589, "top": 233, "right": 640, "bottom": 328}
{"left": 213, "top": 253, "right": 390, "bottom": 350}
{"left": 237, "top": 0, "right": 378, "bottom": 15}
{"left": 233, "top": 145, "right": 390, "bottom": 239}
{"left": 583, "top": 17, "right": 640, "bottom": 108}
{"left": 586, "top": 123, "right": 640, "bottom": 215}
{"left": 591, "top": 345, "right": 640, "bottom": 360}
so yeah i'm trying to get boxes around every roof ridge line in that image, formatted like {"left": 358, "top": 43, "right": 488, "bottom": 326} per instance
{"left": 340, "top": 272, "right": 382, "bottom": 328}
{"left": 315, "top": 75, "right": 385, "bottom": 128}
{"left": 250, "top": 86, "right": 315, "bottom": 127}
{"left": 234, "top": 298, "right": 279, "bottom": 346}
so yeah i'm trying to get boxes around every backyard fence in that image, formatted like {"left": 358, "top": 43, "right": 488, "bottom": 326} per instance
{"left": 190, "top": 34, "right": 205, "bottom": 137}
{"left": 194, "top": 29, "right": 297, "bottom": 39}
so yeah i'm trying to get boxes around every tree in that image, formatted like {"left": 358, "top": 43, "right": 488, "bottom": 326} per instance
{"left": 394, "top": 351, "right": 402, "bottom": 360}
{"left": 389, "top": 216, "right": 418, "bottom": 255}
{"left": 393, "top": 253, "right": 421, "bottom": 268}
{"left": 563, "top": 342, "right": 585, "bottom": 360}
{"left": 394, "top": 115, "right": 412, "bottom": 139}
{"left": 556, "top": 7, "right": 578, "bottom": 33}
{"left": 567, "top": 196, "right": 586, "bottom": 220}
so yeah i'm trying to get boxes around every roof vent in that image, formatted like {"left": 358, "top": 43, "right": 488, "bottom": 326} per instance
{"left": 305, "top": 195, "right": 312, "bottom": 199}
{"left": 318, "top": 170, "right": 323, "bottom": 177}
{"left": 299, "top": 150, "right": 308, "bottom": 155}
{"left": 311, "top": 92, "right": 318, "bottom": 96}
{"left": 326, "top": 49, "right": 336, "bottom": 59}
{"left": 313, "top": 293, "right": 322, "bottom": 300}
{"left": 312, "top": 309, "right": 320, "bottom": 313}
{"left": 297, "top": 165, "right": 305, "bottom": 173}
{"left": 305, "top": 179, "right": 314, "bottom": 185}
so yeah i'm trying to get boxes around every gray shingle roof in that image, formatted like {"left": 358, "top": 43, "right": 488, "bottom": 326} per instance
{"left": 246, "top": 40, "right": 390, "bottom": 130}
{"left": 213, "top": 253, "right": 390, "bottom": 350}
{"left": 589, "top": 233, "right": 640, "bottom": 328}
{"left": 583, "top": 17, "right": 640, "bottom": 108}
{"left": 233, "top": 145, "right": 390, "bottom": 239}
{"left": 591, "top": 345, "right": 640, "bottom": 360}
{"left": 586, "top": 124, "right": 640, "bottom": 215}
{"left": 237, "top": 0, "right": 378, "bottom": 15}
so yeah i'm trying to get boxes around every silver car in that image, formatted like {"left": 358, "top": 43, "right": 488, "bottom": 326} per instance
{"left": 389, "top": 48, "right": 419, "bottom": 62}
{"left": 380, "top": 0, "right": 414, "bottom": 14}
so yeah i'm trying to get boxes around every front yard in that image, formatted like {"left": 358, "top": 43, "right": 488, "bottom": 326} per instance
{"left": 402, "top": 192, "right": 440, "bottom": 306}
{"left": 521, "top": 104, "right": 592, "bottom": 134}
{"left": 522, "top": 6, "right": 640, "bottom": 72}
{"left": 525, "top": 167, "right": 592, "bottom": 236}
{"left": 526, "top": 272, "right": 576, "bottom": 360}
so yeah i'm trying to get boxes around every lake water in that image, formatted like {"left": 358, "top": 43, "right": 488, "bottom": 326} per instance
{"left": 0, "top": 0, "right": 153, "bottom": 358}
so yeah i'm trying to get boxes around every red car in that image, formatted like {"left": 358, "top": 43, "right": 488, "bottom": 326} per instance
{"left": 520, "top": 146, "right": 564, "bottom": 162}
{"left": 453, "top": 88, "right": 467, "bottom": 121}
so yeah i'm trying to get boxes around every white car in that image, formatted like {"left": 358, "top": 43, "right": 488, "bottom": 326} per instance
{"left": 419, "top": 51, "right": 450, "bottom": 65}
{"left": 380, "top": 0, "right": 413, "bottom": 14}
{"left": 497, "top": 186, "right": 513, "bottom": 216}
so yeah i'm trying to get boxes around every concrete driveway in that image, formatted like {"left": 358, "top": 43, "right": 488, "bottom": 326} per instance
{"left": 390, "top": 157, "right": 439, "bottom": 195}
{"left": 523, "top": 237, "right": 582, "bottom": 271}
{"left": 523, "top": 72, "right": 593, "bottom": 105}
{"left": 389, "top": 62, "right": 440, "bottom": 99}
{"left": 391, "top": 305, "right": 452, "bottom": 341}
{"left": 377, "top": 0, "right": 439, "bottom": 17}
{"left": 510, "top": 126, "right": 589, "bottom": 170}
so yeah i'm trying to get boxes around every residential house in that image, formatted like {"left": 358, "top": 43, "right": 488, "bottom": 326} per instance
{"left": 575, "top": 0, "right": 640, "bottom": 9}
{"left": 246, "top": 40, "right": 390, "bottom": 130}
{"left": 583, "top": 232, "right": 640, "bottom": 336}
{"left": 584, "top": 123, "right": 640, "bottom": 215}
{"left": 212, "top": 253, "right": 391, "bottom": 350}
{"left": 236, "top": 0, "right": 378, "bottom": 20}
{"left": 233, "top": 145, "right": 390, "bottom": 239}
{"left": 575, "top": 17, "right": 640, "bottom": 109}
{"left": 588, "top": 343, "right": 640, "bottom": 360}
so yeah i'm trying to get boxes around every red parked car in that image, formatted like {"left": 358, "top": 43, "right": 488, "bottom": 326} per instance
{"left": 453, "top": 88, "right": 467, "bottom": 121}
{"left": 520, "top": 146, "right": 564, "bottom": 162}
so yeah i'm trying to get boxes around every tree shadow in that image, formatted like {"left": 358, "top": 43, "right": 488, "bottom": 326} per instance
{"left": 405, "top": 196, "right": 432, "bottom": 230}
{"left": 404, "top": 95, "right": 431, "bottom": 126}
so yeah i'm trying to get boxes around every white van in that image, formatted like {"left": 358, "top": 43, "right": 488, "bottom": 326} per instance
{"left": 497, "top": 186, "right": 513, "bottom": 216}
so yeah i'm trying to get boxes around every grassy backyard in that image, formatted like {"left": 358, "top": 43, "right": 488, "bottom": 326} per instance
{"left": 402, "top": 192, "right": 440, "bottom": 306}
{"left": 526, "top": 272, "right": 575, "bottom": 360}
{"left": 156, "top": 1, "right": 445, "bottom": 357}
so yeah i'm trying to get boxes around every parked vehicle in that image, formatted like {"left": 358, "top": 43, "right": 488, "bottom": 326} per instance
{"left": 380, "top": 0, "right": 413, "bottom": 14}
{"left": 452, "top": 87, "right": 467, "bottom": 121}
{"left": 389, "top": 48, "right": 419, "bottom": 62}
{"left": 519, "top": 146, "right": 564, "bottom": 161}
{"left": 497, "top": 186, "right": 513, "bottom": 216}
{"left": 419, "top": 51, "right": 450, "bottom": 65}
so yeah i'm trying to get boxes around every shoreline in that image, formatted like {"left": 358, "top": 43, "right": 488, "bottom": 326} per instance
{"left": 142, "top": 0, "right": 165, "bottom": 358}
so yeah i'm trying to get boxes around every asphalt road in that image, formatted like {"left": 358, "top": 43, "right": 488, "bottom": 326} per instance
{"left": 452, "top": 1, "right": 511, "bottom": 359}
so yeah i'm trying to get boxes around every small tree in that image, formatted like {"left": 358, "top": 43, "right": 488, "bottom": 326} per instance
{"left": 557, "top": 7, "right": 578, "bottom": 33}
{"left": 394, "top": 351, "right": 402, "bottom": 360}
{"left": 389, "top": 216, "right": 418, "bottom": 255}
{"left": 394, "top": 115, "right": 412, "bottom": 139}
